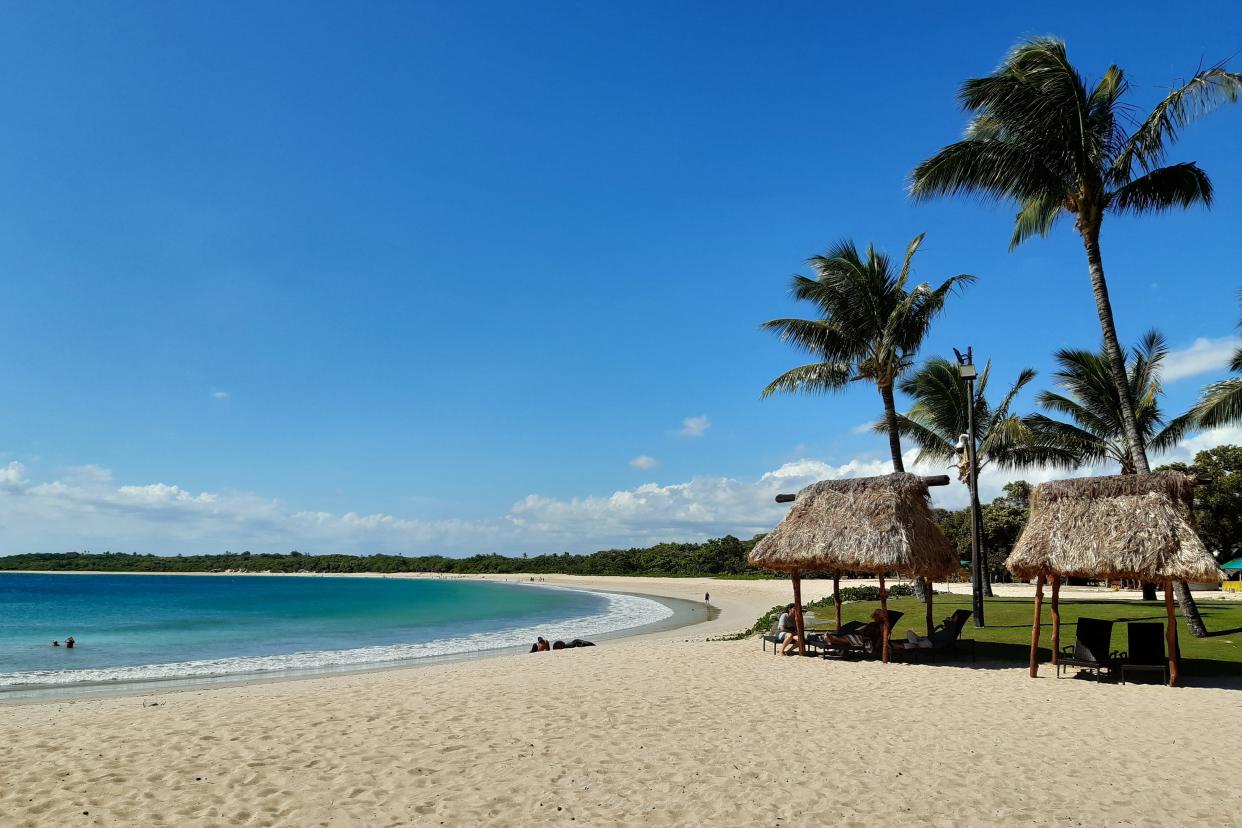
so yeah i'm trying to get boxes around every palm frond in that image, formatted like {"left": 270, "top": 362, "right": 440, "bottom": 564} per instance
{"left": 760, "top": 362, "right": 853, "bottom": 399}
{"left": 1192, "top": 377, "right": 1242, "bottom": 428}
{"left": 1111, "top": 163, "right": 1212, "bottom": 214}
{"left": 1009, "top": 193, "right": 1064, "bottom": 249}
{"left": 1114, "top": 66, "right": 1242, "bottom": 177}
{"left": 910, "top": 139, "right": 1064, "bottom": 204}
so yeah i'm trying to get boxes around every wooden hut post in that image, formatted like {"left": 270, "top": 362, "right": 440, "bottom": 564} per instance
{"left": 833, "top": 572, "right": 842, "bottom": 631}
{"left": 1050, "top": 575, "right": 1061, "bottom": 666}
{"left": 792, "top": 570, "right": 805, "bottom": 657}
{"left": 925, "top": 576, "right": 934, "bottom": 637}
{"left": 1164, "top": 583, "right": 1180, "bottom": 687}
{"left": 878, "top": 573, "right": 890, "bottom": 664}
{"left": 1028, "top": 574, "right": 1045, "bottom": 678}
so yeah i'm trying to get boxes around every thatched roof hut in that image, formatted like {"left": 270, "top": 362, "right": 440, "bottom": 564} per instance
{"left": 749, "top": 473, "right": 958, "bottom": 580}
{"left": 1005, "top": 471, "right": 1221, "bottom": 688}
{"left": 1005, "top": 471, "right": 1222, "bottom": 585}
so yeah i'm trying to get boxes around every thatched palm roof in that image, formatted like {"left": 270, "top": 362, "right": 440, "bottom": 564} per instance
{"left": 749, "top": 473, "right": 957, "bottom": 578}
{"left": 1005, "top": 471, "right": 1223, "bottom": 584}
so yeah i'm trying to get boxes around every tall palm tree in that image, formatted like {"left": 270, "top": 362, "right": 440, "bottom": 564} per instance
{"left": 1029, "top": 331, "right": 1197, "bottom": 611}
{"left": 1192, "top": 294, "right": 1242, "bottom": 427}
{"left": 892, "top": 357, "right": 1075, "bottom": 480}
{"left": 761, "top": 234, "right": 973, "bottom": 473}
{"left": 762, "top": 234, "right": 972, "bottom": 604}
{"left": 1029, "top": 331, "right": 1191, "bottom": 472}
{"left": 892, "top": 358, "right": 1075, "bottom": 596}
{"left": 910, "top": 37, "right": 1241, "bottom": 479}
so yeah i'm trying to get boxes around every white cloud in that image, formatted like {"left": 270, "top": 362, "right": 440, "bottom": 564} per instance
{"left": 679, "top": 415, "right": 711, "bottom": 437}
{"left": 1162, "top": 336, "right": 1241, "bottom": 383}
{"left": 851, "top": 421, "right": 877, "bottom": 434}
{"left": 2, "top": 424, "right": 1240, "bottom": 557}
{"left": 211, "top": 391, "right": 230, "bottom": 400}
{"left": 629, "top": 455, "right": 659, "bottom": 470}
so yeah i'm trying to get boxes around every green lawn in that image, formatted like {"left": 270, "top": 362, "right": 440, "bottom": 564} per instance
{"left": 803, "top": 593, "right": 1242, "bottom": 677}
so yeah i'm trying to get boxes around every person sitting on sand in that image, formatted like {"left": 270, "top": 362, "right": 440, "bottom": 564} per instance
{"left": 65, "top": 636, "right": 75, "bottom": 649}
{"left": 531, "top": 637, "right": 550, "bottom": 653}
{"left": 776, "top": 604, "right": 800, "bottom": 655}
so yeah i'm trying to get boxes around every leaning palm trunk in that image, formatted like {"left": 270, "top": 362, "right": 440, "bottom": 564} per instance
{"left": 1081, "top": 229, "right": 1150, "bottom": 475}
{"left": 1080, "top": 228, "right": 1208, "bottom": 636}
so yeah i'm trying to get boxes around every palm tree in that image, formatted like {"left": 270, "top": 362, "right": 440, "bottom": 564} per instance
{"left": 910, "top": 37, "right": 1240, "bottom": 479}
{"left": 891, "top": 358, "right": 1075, "bottom": 595}
{"left": 1029, "top": 331, "right": 1190, "bottom": 472}
{"left": 761, "top": 234, "right": 973, "bottom": 473}
{"left": 761, "top": 235, "right": 972, "bottom": 602}
{"left": 1192, "top": 294, "right": 1242, "bottom": 427}
{"left": 892, "top": 357, "right": 1075, "bottom": 480}
{"left": 1029, "top": 331, "right": 1197, "bottom": 611}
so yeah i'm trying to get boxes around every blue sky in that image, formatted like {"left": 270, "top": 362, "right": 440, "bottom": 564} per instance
{"left": 0, "top": 2, "right": 1239, "bottom": 555}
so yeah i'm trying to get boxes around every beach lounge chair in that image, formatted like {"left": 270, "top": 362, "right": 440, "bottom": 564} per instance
{"left": 892, "top": 609, "right": 974, "bottom": 662}
{"left": 1115, "top": 623, "right": 1168, "bottom": 686}
{"left": 804, "top": 621, "right": 864, "bottom": 654}
{"left": 761, "top": 619, "right": 798, "bottom": 654}
{"left": 1056, "top": 617, "right": 1114, "bottom": 681}
{"left": 821, "top": 611, "right": 904, "bottom": 659}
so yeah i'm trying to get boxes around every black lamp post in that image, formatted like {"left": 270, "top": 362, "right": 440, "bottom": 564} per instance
{"left": 953, "top": 346, "right": 986, "bottom": 628}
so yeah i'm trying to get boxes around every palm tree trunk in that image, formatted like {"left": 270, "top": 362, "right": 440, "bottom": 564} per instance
{"left": 880, "top": 383, "right": 930, "bottom": 603}
{"left": 1174, "top": 581, "right": 1208, "bottom": 637}
{"left": 1080, "top": 226, "right": 1150, "bottom": 475}
{"left": 1081, "top": 224, "right": 1208, "bottom": 637}
{"left": 879, "top": 383, "right": 905, "bottom": 473}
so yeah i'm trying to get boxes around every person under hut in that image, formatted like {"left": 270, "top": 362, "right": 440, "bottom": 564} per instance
{"left": 775, "top": 603, "right": 801, "bottom": 656}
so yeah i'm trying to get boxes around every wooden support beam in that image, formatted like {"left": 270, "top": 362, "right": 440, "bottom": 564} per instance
{"left": 792, "top": 571, "right": 805, "bottom": 657}
{"left": 925, "top": 577, "right": 934, "bottom": 638}
{"left": 774, "top": 474, "right": 950, "bottom": 504}
{"left": 1050, "top": 575, "right": 1061, "bottom": 667}
{"left": 879, "top": 573, "right": 890, "bottom": 664}
{"left": 1029, "top": 574, "right": 1045, "bottom": 678}
{"left": 1165, "top": 583, "right": 1180, "bottom": 687}
{"left": 833, "top": 572, "right": 842, "bottom": 631}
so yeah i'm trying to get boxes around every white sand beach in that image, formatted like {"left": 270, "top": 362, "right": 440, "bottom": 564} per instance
{"left": 2, "top": 576, "right": 1239, "bottom": 827}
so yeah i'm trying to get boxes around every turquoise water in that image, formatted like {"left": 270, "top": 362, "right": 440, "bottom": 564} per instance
{"left": 0, "top": 573, "right": 671, "bottom": 689}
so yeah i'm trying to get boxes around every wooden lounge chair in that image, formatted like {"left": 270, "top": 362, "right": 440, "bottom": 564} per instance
{"left": 1056, "top": 617, "right": 1114, "bottom": 681}
{"left": 1115, "top": 622, "right": 1168, "bottom": 686}
{"left": 821, "top": 611, "right": 904, "bottom": 659}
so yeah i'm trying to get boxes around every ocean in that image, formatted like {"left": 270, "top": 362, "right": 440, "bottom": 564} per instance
{"left": 0, "top": 573, "right": 673, "bottom": 691}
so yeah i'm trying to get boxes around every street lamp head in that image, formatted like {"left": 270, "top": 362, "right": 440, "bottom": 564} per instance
{"left": 955, "top": 434, "right": 968, "bottom": 453}
{"left": 957, "top": 363, "right": 977, "bottom": 380}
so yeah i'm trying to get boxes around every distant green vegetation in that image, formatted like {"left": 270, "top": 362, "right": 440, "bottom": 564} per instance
{"left": 0, "top": 535, "right": 778, "bottom": 578}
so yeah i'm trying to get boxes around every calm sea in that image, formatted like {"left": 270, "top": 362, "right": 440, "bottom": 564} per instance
{"left": 0, "top": 573, "right": 672, "bottom": 690}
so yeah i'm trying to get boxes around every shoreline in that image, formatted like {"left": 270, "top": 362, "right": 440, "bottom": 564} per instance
{"left": 0, "top": 573, "right": 732, "bottom": 704}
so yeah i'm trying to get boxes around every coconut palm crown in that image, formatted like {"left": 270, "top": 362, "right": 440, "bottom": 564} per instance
{"left": 889, "top": 357, "right": 1075, "bottom": 481}
{"left": 1027, "top": 331, "right": 1191, "bottom": 474}
{"left": 761, "top": 234, "right": 973, "bottom": 472}
{"left": 1192, "top": 294, "right": 1242, "bottom": 428}
{"left": 910, "top": 37, "right": 1241, "bottom": 476}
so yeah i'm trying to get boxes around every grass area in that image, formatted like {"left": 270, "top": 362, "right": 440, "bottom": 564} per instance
{"left": 802, "top": 594, "right": 1242, "bottom": 677}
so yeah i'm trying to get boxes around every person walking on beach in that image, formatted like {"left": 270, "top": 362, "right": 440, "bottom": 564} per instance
{"left": 704, "top": 592, "right": 710, "bottom": 604}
